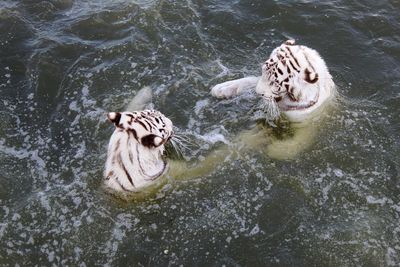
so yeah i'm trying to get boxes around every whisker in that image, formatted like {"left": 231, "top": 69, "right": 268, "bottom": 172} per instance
{"left": 173, "top": 136, "right": 192, "bottom": 146}
{"left": 172, "top": 124, "right": 189, "bottom": 141}
{"left": 169, "top": 139, "right": 183, "bottom": 157}
{"left": 173, "top": 138, "right": 192, "bottom": 151}
{"left": 173, "top": 133, "right": 186, "bottom": 140}
{"left": 262, "top": 97, "right": 280, "bottom": 122}
{"left": 170, "top": 126, "right": 197, "bottom": 155}
{"left": 172, "top": 140, "right": 184, "bottom": 157}
{"left": 172, "top": 130, "right": 193, "bottom": 145}
{"left": 173, "top": 131, "right": 191, "bottom": 140}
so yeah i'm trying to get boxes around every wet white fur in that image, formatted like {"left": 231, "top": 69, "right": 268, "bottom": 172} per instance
{"left": 104, "top": 108, "right": 173, "bottom": 192}
{"left": 211, "top": 40, "right": 335, "bottom": 122}
{"left": 104, "top": 128, "right": 165, "bottom": 191}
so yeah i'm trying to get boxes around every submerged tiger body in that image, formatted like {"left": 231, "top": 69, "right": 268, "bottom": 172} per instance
{"left": 104, "top": 110, "right": 174, "bottom": 192}
{"left": 212, "top": 40, "right": 335, "bottom": 122}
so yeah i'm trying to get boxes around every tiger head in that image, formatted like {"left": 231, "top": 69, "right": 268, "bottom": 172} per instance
{"left": 107, "top": 110, "right": 173, "bottom": 148}
{"left": 255, "top": 40, "right": 335, "bottom": 122}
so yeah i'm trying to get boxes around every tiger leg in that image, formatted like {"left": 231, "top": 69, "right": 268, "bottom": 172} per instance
{"left": 169, "top": 122, "right": 318, "bottom": 182}
{"left": 169, "top": 144, "right": 238, "bottom": 180}
{"left": 169, "top": 126, "right": 271, "bottom": 180}
{"left": 227, "top": 122, "right": 317, "bottom": 160}
{"left": 211, "top": 76, "right": 259, "bottom": 98}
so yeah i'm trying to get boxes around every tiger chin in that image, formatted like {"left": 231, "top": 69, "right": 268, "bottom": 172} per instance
{"left": 211, "top": 39, "right": 336, "bottom": 122}
{"left": 104, "top": 110, "right": 174, "bottom": 193}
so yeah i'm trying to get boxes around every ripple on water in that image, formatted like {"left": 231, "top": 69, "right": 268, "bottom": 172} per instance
{"left": 0, "top": 0, "right": 400, "bottom": 265}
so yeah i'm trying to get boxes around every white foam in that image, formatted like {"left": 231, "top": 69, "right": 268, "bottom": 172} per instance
{"left": 0, "top": 223, "right": 8, "bottom": 239}
{"left": 197, "top": 131, "right": 228, "bottom": 145}
{"left": 215, "top": 59, "right": 231, "bottom": 78}
{"left": 249, "top": 224, "right": 260, "bottom": 236}
{"left": 69, "top": 101, "right": 80, "bottom": 112}
{"left": 194, "top": 99, "right": 209, "bottom": 115}
{"left": 386, "top": 247, "right": 398, "bottom": 266}
{"left": 366, "top": 196, "right": 387, "bottom": 205}
{"left": 333, "top": 168, "right": 344, "bottom": 177}
{"left": 74, "top": 142, "right": 86, "bottom": 159}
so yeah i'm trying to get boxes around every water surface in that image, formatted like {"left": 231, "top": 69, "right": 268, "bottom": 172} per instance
{"left": 0, "top": 0, "right": 399, "bottom": 265}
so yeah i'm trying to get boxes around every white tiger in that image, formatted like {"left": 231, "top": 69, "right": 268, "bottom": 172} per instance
{"left": 104, "top": 109, "right": 174, "bottom": 192}
{"left": 211, "top": 40, "right": 335, "bottom": 122}
{"left": 104, "top": 106, "right": 231, "bottom": 194}
{"left": 211, "top": 40, "right": 336, "bottom": 159}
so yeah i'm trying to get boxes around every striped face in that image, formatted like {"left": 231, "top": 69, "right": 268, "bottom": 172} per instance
{"left": 107, "top": 110, "right": 173, "bottom": 148}
{"left": 256, "top": 40, "right": 321, "bottom": 102}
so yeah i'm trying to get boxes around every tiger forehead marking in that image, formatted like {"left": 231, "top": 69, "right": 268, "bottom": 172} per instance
{"left": 108, "top": 109, "right": 173, "bottom": 148}
{"left": 256, "top": 39, "right": 333, "bottom": 102}
{"left": 262, "top": 40, "right": 320, "bottom": 98}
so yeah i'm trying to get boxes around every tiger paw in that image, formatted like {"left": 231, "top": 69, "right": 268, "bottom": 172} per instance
{"left": 211, "top": 80, "right": 240, "bottom": 98}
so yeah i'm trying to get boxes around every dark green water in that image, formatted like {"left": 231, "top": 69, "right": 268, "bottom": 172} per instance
{"left": 1, "top": 0, "right": 399, "bottom": 266}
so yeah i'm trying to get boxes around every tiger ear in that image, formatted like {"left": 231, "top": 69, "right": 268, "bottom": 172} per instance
{"left": 285, "top": 39, "right": 295, "bottom": 45}
{"left": 107, "top": 112, "right": 121, "bottom": 126}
